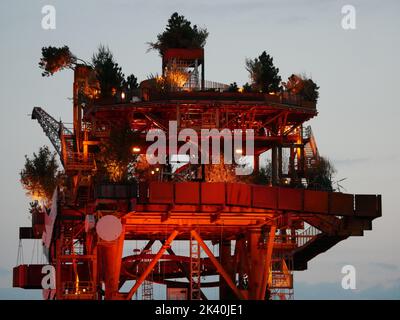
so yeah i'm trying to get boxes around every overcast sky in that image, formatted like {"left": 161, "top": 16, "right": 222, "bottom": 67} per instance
{"left": 0, "top": 0, "right": 399, "bottom": 299}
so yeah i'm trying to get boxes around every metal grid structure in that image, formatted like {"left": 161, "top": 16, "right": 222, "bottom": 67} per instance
{"left": 13, "top": 48, "right": 382, "bottom": 301}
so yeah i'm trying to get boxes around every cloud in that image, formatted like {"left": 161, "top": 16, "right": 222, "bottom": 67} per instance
{"left": 0, "top": 288, "right": 41, "bottom": 300}
{"left": 295, "top": 280, "right": 400, "bottom": 300}
{"left": 333, "top": 157, "right": 371, "bottom": 166}
{"left": 0, "top": 267, "right": 10, "bottom": 277}
{"left": 370, "top": 262, "right": 399, "bottom": 272}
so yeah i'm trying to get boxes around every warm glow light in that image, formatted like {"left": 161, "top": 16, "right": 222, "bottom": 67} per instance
{"left": 235, "top": 148, "right": 243, "bottom": 155}
{"left": 132, "top": 147, "right": 141, "bottom": 153}
{"left": 121, "top": 92, "right": 126, "bottom": 100}
{"left": 238, "top": 87, "right": 244, "bottom": 93}
{"left": 155, "top": 168, "right": 159, "bottom": 172}
{"left": 151, "top": 170, "right": 155, "bottom": 175}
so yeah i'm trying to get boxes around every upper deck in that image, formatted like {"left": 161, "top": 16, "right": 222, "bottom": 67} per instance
{"left": 84, "top": 91, "right": 317, "bottom": 133}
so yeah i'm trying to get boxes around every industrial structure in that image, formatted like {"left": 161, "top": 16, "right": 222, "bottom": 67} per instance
{"left": 13, "top": 47, "right": 381, "bottom": 300}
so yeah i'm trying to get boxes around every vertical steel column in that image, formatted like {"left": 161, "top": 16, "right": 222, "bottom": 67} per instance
{"left": 201, "top": 57, "right": 205, "bottom": 90}
{"left": 219, "top": 240, "right": 236, "bottom": 300}
{"left": 191, "top": 230, "right": 244, "bottom": 300}
{"left": 272, "top": 147, "right": 278, "bottom": 185}
{"left": 278, "top": 147, "right": 283, "bottom": 182}
{"left": 259, "top": 225, "right": 277, "bottom": 300}
{"left": 247, "top": 228, "right": 264, "bottom": 299}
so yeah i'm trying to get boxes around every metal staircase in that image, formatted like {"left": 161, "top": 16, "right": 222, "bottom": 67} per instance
{"left": 303, "top": 125, "right": 319, "bottom": 170}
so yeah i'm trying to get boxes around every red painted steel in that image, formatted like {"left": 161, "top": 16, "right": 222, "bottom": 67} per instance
{"left": 13, "top": 265, "right": 44, "bottom": 289}
{"left": 278, "top": 188, "right": 303, "bottom": 211}
{"left": 252, "top": 185, "right": 279, "bottom": 209}
{"left": 304, "top": 190, "right": 329, "bottom": 213}
{"left": 355, "top": 195, "right": 380, "bottom": 217}
{"left": 163, "top": 48, "right": 204, "bottom": 61}
{"left": 149, "top": 182, "right": 174, "bottom": 204}
{"left": 226, "top": 183, "right": 251, "bottom": 207}
{"left": 175, "top": 182, "right": 200, "bottom": 204}
{"left": 329, "top": 193, "right": 354, "bottom": 216}
{"left": 200, "top": 182, "right": 226, "bottom": 205}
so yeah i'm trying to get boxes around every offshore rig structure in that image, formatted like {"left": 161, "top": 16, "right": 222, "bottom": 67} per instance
{"left": 13, "top": 47, "right": 381, "bottom": 300}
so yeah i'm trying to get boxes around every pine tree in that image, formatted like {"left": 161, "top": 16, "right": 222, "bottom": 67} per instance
{"left": 92, "top": 45, "right": 125, "bottom": 98}
{"left": 148, "top": 12, "right": 209, "bottom": 55}
{"left": 245, "top": 51, "right": 281, "bottom": 93}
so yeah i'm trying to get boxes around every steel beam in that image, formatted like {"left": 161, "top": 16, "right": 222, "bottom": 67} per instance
{"left": 258, "top": 225, "right": 277, "bottom": 300}
{"left": 126, "top": 230, "right": 179, "bottom": 300}
{"left": 190, "top": 230, "right": 245, "bottom": 300}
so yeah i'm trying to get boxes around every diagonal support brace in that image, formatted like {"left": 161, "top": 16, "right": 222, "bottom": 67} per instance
{"left": 126, "top": 230, "right": 179, "bottom": 300}
{"left": 191, "top": 230, "right": 245, "bottom": 300}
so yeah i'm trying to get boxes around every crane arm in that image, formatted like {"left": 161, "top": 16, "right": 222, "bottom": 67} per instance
{"left": 31, "top": 106, "right": 72, "bottom": 158}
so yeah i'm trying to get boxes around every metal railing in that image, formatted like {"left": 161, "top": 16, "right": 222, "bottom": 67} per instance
{"left": 62, "top": 281, "right": 94, "bottom": 295}
{"left": 296, "top": 225, "right": 321, "bottom": 248}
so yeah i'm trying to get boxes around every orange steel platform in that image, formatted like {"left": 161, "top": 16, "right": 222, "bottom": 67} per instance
{"left": 13, "top": 50, "right": 381, "bottom": 301}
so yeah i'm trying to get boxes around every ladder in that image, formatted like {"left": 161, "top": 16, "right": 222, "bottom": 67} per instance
{"left": 189, "top": 234, "right": 202, "bottom": 300}
{"left": 141, "top": 249, "right": 154, "bottom": 300}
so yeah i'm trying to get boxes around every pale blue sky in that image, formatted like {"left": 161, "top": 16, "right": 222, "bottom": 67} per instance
{"left": 0, "top": 0, "right": 399, "bottom": 299}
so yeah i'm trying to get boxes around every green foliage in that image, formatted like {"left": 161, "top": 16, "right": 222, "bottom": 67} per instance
{"left": 300, "top": 78, "right": 320, "bottom": 103}
{"left": 251, "top": 161, "right": 273, "bottom": 185}
{"left": 227, "top": 82, "right": 239, "bottom": 92}
{"left": 148, "top": 12, "right": 209, "bottom": 55}
{"left": 124, "top": 74, "right": 139, "bottom": 99}
{"left": 204, "top": 156, "right": 239, "bottom": 183}
{"left": 20, "top": 146, "right": 61, "bottom": 202}
{"left": 125, "top": 74, "right": 139, "bottom": 90}
{"left": 306, "top": 156, "right": 336, "bottom": 191}
{"left": 242, "top": 82, "right": 252, "bottom": 93}
{"left": 39, "top": 46, "right": 76, "bottom": 76}
{"left": 98, "top": 122, "right": 140, "bottom": 182}
{"left": 245, "top": 51, "right": 281, "bottom": 93}
{"left": 92, "top": 45, "right": 125, "bottom": 98}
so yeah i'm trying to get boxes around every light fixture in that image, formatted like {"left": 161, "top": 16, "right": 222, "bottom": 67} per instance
{"left": 121, "top": 92, "right": 126, "bottom": 100}
{"left": 235, "top": 148, "right": 243, "bottom": 155}
{"left": 132, "top": 146, "right": 141, "bottom": 153}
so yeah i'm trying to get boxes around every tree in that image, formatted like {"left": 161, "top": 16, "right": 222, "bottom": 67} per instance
{"left": 204, "top": 156, "right": 239, "bottom": 183}
{"left": 227, "top": 82, "right": 239, "bottom": 93}
{"left": 20, "top": 146, "right": 61, "bottom": 203}
{"left": 300, "top": 78, "right": 320, "bottom": 103}
{"left": 39, "top": 46, "right": 77, "bottom": 76}
{"left": 92, "top": 45, "right": 125, "bottom": 98}
{"left": 148, "top": 12, "right": 209, "bottom": 55}
{"left": 306, "top": 156, "right": 336, "bottom": 191}
{"left": 242, "top": 82, "right": 252, "bottom": 93}
{"left": 283, "top": 74, "right": 320, "bottom": 103}
{"left": 98, "top": 122, "right": 140, "bottom": 182}
{"left": 125, "top": 74, "right": 139, "bottom": 90}
{"left": 251, "top": 161, "right": 273, "bottom": 185}
{"left": 245, "top": 51, "right": 281, "bottom": 93}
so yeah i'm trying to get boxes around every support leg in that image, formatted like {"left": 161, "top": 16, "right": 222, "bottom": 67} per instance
{"left": 191, "top": 230, "right": 244, "bottom": 300}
